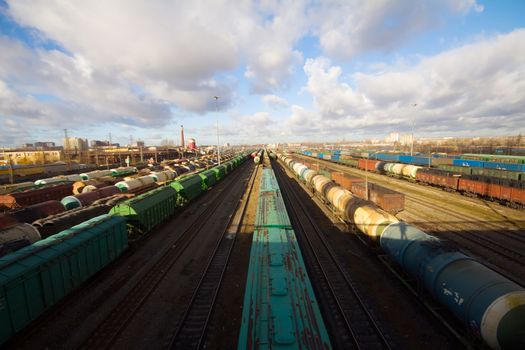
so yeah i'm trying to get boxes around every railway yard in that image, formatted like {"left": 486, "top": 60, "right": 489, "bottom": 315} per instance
{"left": 1, "top": 149, "right": 524, "bottom": 350}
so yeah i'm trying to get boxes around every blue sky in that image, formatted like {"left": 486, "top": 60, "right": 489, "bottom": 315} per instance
{"left": 0, "top": 0, "right": 524, "bottom": 147}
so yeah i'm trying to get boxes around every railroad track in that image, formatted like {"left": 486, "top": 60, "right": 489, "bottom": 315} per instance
{"left": 408, "top": 196, "right": 525, "bottom": 267}
{"left": 296, "top": 155, "right": 525, "bottom": 264}
{"left": 168, "top": 164, "right": 260, "bottom": 350}
{"left": 273, "top": 161, "right": 393, "bottom": 350}
{"left": 79, "top": 162, "right": 252, "bottom": 350}
{"left": 298, "top": 154, "right": 525, "bottom": 226}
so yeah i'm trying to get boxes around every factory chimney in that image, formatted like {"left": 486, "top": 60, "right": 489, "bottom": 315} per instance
{"left": 180, "top": 125, "right": 185, "bottom": 148}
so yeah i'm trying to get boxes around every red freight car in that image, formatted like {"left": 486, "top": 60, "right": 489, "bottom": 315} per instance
{"left": 458, "top": 178, "right": 489, "bottom": 196}
{"left": 0, "top": 183, "right": 73, "bottom": 209}
{"left": 510, "top": 187, "right": 525, "bottom": 206}
{"left": 486, "top": 180, "right": 525, "bottom": 206}
{"left": 351, "top": 182, "right": 405, "bottom": 214}
{"left": 358, "top": 159, "right": 380, "bottom": 172}
{"left": 416, "top": 170, "right": 460, "bottom": 191}
{"left": 332, "top": 172, "right": 364, "bottom": 191}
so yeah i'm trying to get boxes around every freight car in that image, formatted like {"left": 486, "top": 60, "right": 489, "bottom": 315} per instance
{"left": 0, "top": 215, "right": 128, "bottom": 346}
{"left": 238, "top": 167, "right": 331, "bottom": 349}
{"left": 302, "top": 152, "right": 525, "bottom": 208}
{"left": 110, "top": 187, "right": 178, "bottom": 236}
{"left": 0, "top": 152, "right": 251, "bottom": 346}
{"left": 416, "top": 168, "right": 525, "bottom": 207}
{"left": 0, "top": 183, "right": 73, "bottom": 209}
{"left": 277, "top": 154, "right": 525, "bottom": 350}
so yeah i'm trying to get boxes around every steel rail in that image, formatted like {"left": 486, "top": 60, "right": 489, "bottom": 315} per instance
{"left": 168, "top": 164, "right": 260, "bottom": 349}
{"left": 79, "top": 161, "right": 252, "bottom": 349}
{"left": 273, "top": 161, "right": 393, "bottom": 350}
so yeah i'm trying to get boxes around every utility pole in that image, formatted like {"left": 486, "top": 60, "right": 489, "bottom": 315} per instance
{"left": 8, "top": 155, "right": 14, "bottom": 184}
{"left": 214, "top": 96, "right": 221, "bottom": 165}
{"left": 410, "top": 104, "right": 417, "bottom": 156}
{"left": 64, "top": 128, "right": 71, "bottom": 171}
{"left": 109, "top": 132, "right": 112, "bottom": 145}
{"left": 365, "top": 153, "right": 369, "bottom": 200}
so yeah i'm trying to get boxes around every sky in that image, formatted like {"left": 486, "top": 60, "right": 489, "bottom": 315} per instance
{"left": 0, "top": 0, "right": 524, "bottom": 147}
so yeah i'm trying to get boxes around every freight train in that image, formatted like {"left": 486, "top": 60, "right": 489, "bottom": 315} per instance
{"left": 238, "top": 167, "right": 331, "bottom": 349}
{"left": 0, "top": 152, "right": 251, "bottom": 346}
{"left": 278, "top": 153, "right": 525, "bottom": 350}
{"left": 300, "top": 152, "right": 525, "bottom": 208}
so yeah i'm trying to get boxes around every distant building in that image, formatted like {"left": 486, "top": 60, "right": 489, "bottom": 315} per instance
{"left": 385, "top": 132, "right": 400, "bottom": 143}
{"left": 23, "top": 143, "right": 34, "bottom": 148}
{"left": 90, "top": 140, "right": 110, "bottom": 147}
{"left": 34, "top": 142, "right": 56, "bottom": 148}
{"left": 400, "top": 133, "right": 414, "bottom": 146}
{"left": 0, "top": 149, "right": 62, "bottom": 165}
{"left": 64, "top": 137, "right": 89, "bottom": 152}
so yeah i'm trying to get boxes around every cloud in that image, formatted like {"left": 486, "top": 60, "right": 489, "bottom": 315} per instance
{"left": 4, "top": 0, "right": 311, "bottom": 104}
{"left": 262, "top": 94, "right": 289, "bottom": 109}
{"left": 301, "top": 29, "right": 525, "bottom": 136}
{"left": 311, "top": 0, "right": 483, "bottom": 59}
{"left": 0, "top": 0, "right": 507, "bottom": 145}
{"left": 0, "top": 36, "right": 172, "bottom": 128}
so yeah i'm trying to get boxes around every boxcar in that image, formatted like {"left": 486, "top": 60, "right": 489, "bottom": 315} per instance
{"left": 0, "top": 215, "right": 127, "bottom": 345}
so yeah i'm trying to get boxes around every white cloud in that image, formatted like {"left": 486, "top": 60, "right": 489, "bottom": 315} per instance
{"left": 310, "top": 0, "right": 483, "bottom": 59}
{"left": 0, "top": 0, "right": 512, "bottom": 145}
{"left": 262, "top": 94, "right": 289, "bottom": 109}
{"left": 300, "top": 29, "right": 525, "bottom": 136}
{"left": 5, "top": 0, "right": 311, "bottom": 106}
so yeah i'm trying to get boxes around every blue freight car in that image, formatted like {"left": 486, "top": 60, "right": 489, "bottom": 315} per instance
{"left": 483, "top": 161, "right": 524, "bottom": 172}
{"left": 238, "top": 168, "right": 331, "bottom": 349}
{"left": 399, "top": 155, "right": 431, "bottom": 166}
{"left": 377, "top": 153, "right": 401, "bottom": 162}
{"left": 453, "top": 159, "right": 485, "bottom": 168}
{"left": 0, "top": 215, "right": 128, "bottom": 345}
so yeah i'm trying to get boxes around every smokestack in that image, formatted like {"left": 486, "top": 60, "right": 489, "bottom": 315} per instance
{"left": 180, "top": 125, "right": 185, "bottom": 148}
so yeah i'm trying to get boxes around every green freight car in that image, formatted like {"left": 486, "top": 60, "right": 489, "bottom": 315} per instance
{"left": 436, "top": 164, "right": 473, "bottom": 175}
{"left": 110, "top": 186, "right": 178, "bottom": 235}
{"left": 339, "top": 158, "right": 359, "bottom": 167}
{"left": 212, "top": 165, "right": 226, "bottom": 181}
{"left": 223, "top": 161, "right": 233, "bottom": 174}
{"left": 470, "top": 167, "right": 523, "bottom": 181}
{"left": 0, "top": 215, "right": 127, "bottom": 345}
{"left": 198, "top": 170, "right": 217, "bottom": 190}
{"left": 170, "top": 174, "right": 203, "bottom": 204}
